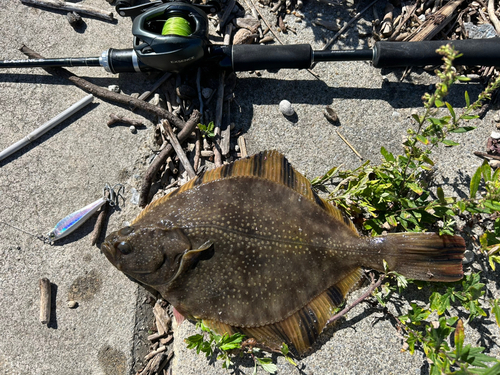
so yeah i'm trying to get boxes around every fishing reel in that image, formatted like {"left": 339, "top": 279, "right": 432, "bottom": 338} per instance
{"left": 131, "top": 2, "right": 211, "bottom": 73}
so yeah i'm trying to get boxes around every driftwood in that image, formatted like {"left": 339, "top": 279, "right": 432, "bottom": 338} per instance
{"left": 107, "top": 114, "right": 145, "bottom": 128}
{"left": 406, "top": 0, "right": 465, "bottom": 41}
{"left": 160, "top": 120, "right": 196, "bottom": 180}
{"left": 237, "top": 135, "right": 248, "bottom": 158}
{"left": 20, "top": 0, "right": 114, "bottom": 22}
{"left": 214, "top": 71, "right": 225, "bottom": 167}
{"left": 381, "top": 3, "right": 395, "bottom": 36}
{"left": 326, "top": 273, "right": 385, "bottom": 325}
{"left": 139, "top": 111, "right": 199, "bottom": 207}
{"left": 487, "top": 0, "right": 500, "bottom": 35}
{"left": 19, "top": 46, "right": 187, "bottom": 131}
{"left": 90, "top": 204, "right": 108, "bottom": 245}
{"left": 39, "top": 278, "right": 51, "bottom": 324}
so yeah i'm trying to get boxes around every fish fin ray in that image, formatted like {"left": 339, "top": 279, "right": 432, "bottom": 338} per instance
{"left": 135, "top": 151, "right": 358, "bottom": 234}
{"left": 201, "top": 267, "right": 363, "bottom": 356}
{"left": 372, "top": 233, "right": 465, "bottom": 282}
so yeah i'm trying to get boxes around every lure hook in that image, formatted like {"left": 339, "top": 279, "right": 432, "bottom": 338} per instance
{"left": 104, "top": 183, "right": 125, "bottom": 207}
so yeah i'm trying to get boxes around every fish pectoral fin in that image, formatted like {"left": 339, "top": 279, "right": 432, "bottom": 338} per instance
{"left": 169, "top": 240, "right": 215, "bottom": 282}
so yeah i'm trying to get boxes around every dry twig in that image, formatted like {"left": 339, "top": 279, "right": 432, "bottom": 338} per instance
{"left": 39, "top": 278, "right": 51, "bottom": 325}
{"left": 161, "top": 120, "right": 196, "bottom": 180}
{"left": 326, "top": 273, "right": 385, "bottom": 325}
{"left": 139, "top": 111, "right": 200, "bottom": 207}
{"left": 336, "top": 130, "right": 363, "bottom": 160}
{"left": 20, "top": 0, "right": 114, "bottom": 22}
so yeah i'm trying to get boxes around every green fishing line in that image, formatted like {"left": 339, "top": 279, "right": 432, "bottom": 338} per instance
{"left": 162, "top": 17, "right": 192, "bottom": 36}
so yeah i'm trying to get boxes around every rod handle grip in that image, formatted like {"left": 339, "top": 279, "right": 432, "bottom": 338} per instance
{"left": 373, "top": 39, "right": 500, "bottom": 68}
{"left": 231, "top": 44, "right": 312, "bottom": 71}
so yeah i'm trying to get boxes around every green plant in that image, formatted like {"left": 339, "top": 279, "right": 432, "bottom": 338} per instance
{"left": 197, "top": 121, "right": 215, "bottom": 138}
{"left": 184, "top": 321, "right": 296, "bottom": 373}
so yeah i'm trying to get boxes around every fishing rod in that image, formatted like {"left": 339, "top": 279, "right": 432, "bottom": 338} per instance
{"left": 1, "top": 1, "right": 499, "bottom": 75}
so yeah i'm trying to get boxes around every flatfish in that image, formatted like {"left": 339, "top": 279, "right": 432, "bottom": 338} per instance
{"left": 101, "top": 151, "right": 464, "bottom": 354}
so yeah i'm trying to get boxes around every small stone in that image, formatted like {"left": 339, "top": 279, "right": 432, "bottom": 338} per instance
{"left": 382, "top": 75, "right": 389, "bottom": 83}
{"left": 108, "top": 85, "right": 120, "bottom": 93}
{"left": 233, "top": 28, "right": 255, "bottom": 45}
{"left": 130, "top": 125, "right": 137, "bottom": 134}
{"left": 66, "top": 11, "right": 83, "bottom": 27}
{"left": 279, "top": 100, "right": 295, "bottom": 116}
{"left": 491, "top": 131, "right": 500, "bottom": 139}
{"left": 234, "top": 144, "right": 240, "bottom": 152}
{"left": 68, "top": 301, "right": 78, "bottom": 309}
{"left": 323, "top": 106, "right": 338, "bottom": 123}
{"left": 462, "top": 250, "right": 475, "bottom": 264}
{"left": 489, "top": 160, "right": 500, "bottom": 169}
{"left": 494, "top": 112, "right": 500, "bottom": 122}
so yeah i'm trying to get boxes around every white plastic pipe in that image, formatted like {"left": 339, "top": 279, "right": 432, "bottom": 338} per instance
{"left": 0, "top": 94, "right": 94, "bottom": 162}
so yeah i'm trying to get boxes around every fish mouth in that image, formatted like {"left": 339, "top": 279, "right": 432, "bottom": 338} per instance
{"left": 100, "top": 242, "right": 119, "bottom": 267}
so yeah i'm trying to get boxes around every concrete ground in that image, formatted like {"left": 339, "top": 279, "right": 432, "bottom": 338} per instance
{"left": 0, "top": 0, "right": 498, "bottom": 374}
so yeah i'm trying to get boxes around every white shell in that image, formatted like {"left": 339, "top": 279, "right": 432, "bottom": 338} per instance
{"left": 490, "top": 131, "right": 500, "bottom": 139}
{"left": 279, "top": 100, "right": 295, "bottom": 116}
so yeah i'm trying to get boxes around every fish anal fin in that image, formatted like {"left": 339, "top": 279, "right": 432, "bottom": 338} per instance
{"left": 201, "top": 267, "right": 363, "bottom": 356}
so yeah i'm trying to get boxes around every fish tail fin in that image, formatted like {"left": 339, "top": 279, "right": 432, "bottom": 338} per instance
{"left": 368, "top": 232, "right": 465, "bottom": 282}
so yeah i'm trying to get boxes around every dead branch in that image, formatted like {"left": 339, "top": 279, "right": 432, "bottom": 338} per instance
{"left": 39, "top": 278, "right": 51, "bottom": 324}
{"left": 139, "top": 111, "right": 200, "bottom": 207}
{"left": 20, "top": 0, "right": 114, "bottom": 22}
{"left": 161, "top": 120, "right": 196, "bottom": 180}
{"left": 488, "top": 0, "right": 500, "bottom": 35}
{"left": 326, "top": 273, "right": 385, "bottom": 325}
{"left": 406, "top": 0, "right": 465, "bottom": 41}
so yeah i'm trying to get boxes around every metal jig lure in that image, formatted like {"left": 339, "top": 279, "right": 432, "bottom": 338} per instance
{"left": 47, "top": 183, "right": 123, "bottom": 242}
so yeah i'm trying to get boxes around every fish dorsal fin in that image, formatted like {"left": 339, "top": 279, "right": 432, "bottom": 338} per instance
{"left": 202, "top": 267, "right": 363, "bottom": 356}
{"left": 136, "top": 151, "right": 358, "bottom": 235}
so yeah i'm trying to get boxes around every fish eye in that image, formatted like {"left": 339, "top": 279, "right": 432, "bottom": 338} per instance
{"left": 116, "top": 241, "right": 132, "bottom": 255}
{"left": 119, "top": 226, "right": 133, "bottom": 236}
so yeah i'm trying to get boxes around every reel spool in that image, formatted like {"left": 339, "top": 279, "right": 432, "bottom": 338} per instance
{"left": 132, "top": 2, "right": 209, "bottom": 73}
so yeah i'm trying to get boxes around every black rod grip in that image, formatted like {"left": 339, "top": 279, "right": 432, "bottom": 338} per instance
{"left": 231, "top": 44, "right": 312, "bottom": 71}
{"left": 373, "top": 38, "right": 500, "bottom": 68}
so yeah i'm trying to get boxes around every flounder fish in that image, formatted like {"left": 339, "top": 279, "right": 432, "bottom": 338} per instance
{"left": 101, "top": 151, "right": 465, "bottom": 355}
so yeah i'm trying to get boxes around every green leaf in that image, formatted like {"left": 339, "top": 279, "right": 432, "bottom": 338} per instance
{"left": 484, "top": 200, "right": 500, "bottom": 211}
{"left": 470, "top": 165, "right": 482, "bottom": 198}
{"left": 381, "top": 146, "right": 395, "bottom": 162}
{"left": 465, "top": 91, "right": 471, "bottom": 107}
{"left": 256, "top": 357, "right": 277, "bottom": 374}
{"left": 445, "top": 102, "right": 456, "bottom": 120}
{"left": 416, "top": 134, "right": 429, "bottom": 145}
{"left": 441, "top": 139, "right": 460, "bottom": 146}
{"left": 437, "top": 186, "right": 446, "bottom": 203}
{"left": 454, "top": 319, "right": 464, "bottom": 355}
{"left": 412, "top": 113, "right": 424, "bottom": 124}
{"left": 492, "top": 299, "right": 500, "bottom": 328}
{"left": 450, "top": 126, "right": 476, "bottom": 133}
{"left": 407, "top": 182, "right": 424, "bottom": 195}
{"left": 461, "top": 114, "right": 479, "bottom": 120}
